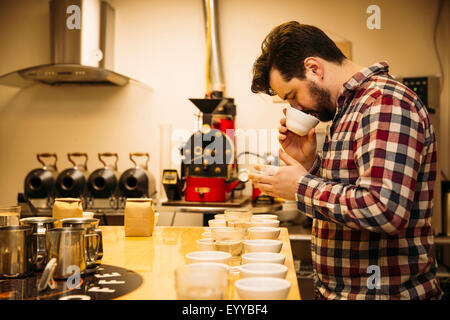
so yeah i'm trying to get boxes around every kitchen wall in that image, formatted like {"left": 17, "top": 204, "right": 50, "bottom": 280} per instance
{"left": 0, "top": 0, "right": 448, "bottom": 213}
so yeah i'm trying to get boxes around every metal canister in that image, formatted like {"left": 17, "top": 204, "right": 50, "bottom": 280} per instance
{"left": 119, "top": 153, "right": 157, "bottom": 201}
{"left": 45, "top": 227, "right": 99, "bottom": 279}
{"left": 87, "top": 153, "right": 119, "bottom": 207}
{"left": 61, "top": 217, "right": 102, "bottom": 267}
{"left": 19, "top": 217, "right": 57, "bottom": 271}
{"left": 0, "top": 226, "right": 33, "bottom": 278}
{"left": 55, "top": 153, "right": 89, "bottom": 199}
{"left": 24, "top": 153, "right": 58, "bottom": 203}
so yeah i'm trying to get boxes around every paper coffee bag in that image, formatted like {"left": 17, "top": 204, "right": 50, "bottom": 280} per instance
{"left": 124, "top": 198, "right": 154, "bottom": 237}
{"left": 52, "top": 198, "right": 83, "bottom": 225}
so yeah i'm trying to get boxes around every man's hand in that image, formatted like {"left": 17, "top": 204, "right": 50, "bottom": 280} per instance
{"left": 249, "top": 149, "right": 308, "bottom": 201}
{"left": 279, "top": 108, "right": 317, "bottom": 171}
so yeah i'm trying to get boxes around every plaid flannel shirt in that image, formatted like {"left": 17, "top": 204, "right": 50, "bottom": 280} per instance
{"left": 296, "top": 61, "right": 442, "bottom": 300}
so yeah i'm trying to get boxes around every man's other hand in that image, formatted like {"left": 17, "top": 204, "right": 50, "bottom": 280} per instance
{"left": 249, "top": 149, "right": 308, "bottom": 201}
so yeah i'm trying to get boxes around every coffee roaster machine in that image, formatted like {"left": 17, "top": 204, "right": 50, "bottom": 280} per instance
{"left": 161, "top": 95, "right": 280, "bottom": 206}
{"left": 21, "top": 153, "right": 59, "bottom": 213}
{"left": 19, "top": 152, "right": 157, "bottom": 216}
{"left": 162, "top": 93, "right": 249, "bottom": 204}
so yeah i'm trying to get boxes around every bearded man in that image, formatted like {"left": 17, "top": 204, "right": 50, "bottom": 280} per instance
{"left": 249, "top": 21, "right": 442, "bottom": 300}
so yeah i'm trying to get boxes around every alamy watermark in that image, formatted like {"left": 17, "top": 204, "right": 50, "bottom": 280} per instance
{"left": 367, "top": 265, "right": 381, "bottom": 290}
{"left": 66, "top": 5, "right": 80, "bottom": 30}
{"left": 366, "top": 5, "right": 381, "bottom": 30}
{"left": 66, "top": 265, "right": 81, "bottom": 289}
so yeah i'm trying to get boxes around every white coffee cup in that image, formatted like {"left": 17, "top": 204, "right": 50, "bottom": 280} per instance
{"left": 285, "top": 107, "right": 320, "bottom": 136}
{"left": 255, "top": 165, "right": 279, "bottom": 176}
{"left": 235, "top": 277, "right": 291, "bottom": 300}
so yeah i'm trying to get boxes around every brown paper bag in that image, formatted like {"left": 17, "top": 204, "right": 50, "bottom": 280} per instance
{"left": 124, "top": 198, "right": 154, "bottom": 237}
{"left": 52, "top": 198, "right": 83, "bottom": 226}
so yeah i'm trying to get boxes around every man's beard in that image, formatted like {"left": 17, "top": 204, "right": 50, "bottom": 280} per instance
{"left": 306, "top": 81, "right": 336, "bottom": 122}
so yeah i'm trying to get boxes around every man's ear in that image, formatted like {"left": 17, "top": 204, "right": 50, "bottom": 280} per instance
{"left": 304, "top": 57, "right": 323, "bottom": 79}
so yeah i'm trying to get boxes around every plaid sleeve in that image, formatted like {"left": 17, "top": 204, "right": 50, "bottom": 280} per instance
{"left": 296, "top": 93, "right": 425, "bottom": 235}
{"left": 295, "top": 153, "right": 323, "bottom": 218}
{"left": 308, "top": 153, "right": 321, "bottom": 176}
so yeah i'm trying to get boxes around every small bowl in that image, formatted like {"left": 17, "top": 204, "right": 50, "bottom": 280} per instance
{"left": 235, "top": 277, "right": 291, "bottom": 300}
{"left": 248, "top": 227, "right": 280, "bottom": 240}
{"left": 185, "top": 262, "right": 230, "bottom": 272}
{"left": 196, "top": 238, "right": 215, "bottom": 251}
{"left": 241, "top": 252, "right": 285, "bottom": 265}
{"left": 208, "top": 219, "right": 227, "bottom": 227}
{"left": 224, "top": 209, "right": 253, "bottom": 222}
{"left": 285, "top": 106, "right": 320, "bottom": 136}
{"left": 185, "top": 251, "right": 231, "bottom": 265}
{"left": 201, "top": 232, "right": 212, "bottom": 239}
{"left": 250, "top": 219, "right": 280, "bottom": 228}
{"left": 211, "top": 227, "right": 245, "bottom": 241}
{"left": 243, "top": 239, "right": 283, "bottom": 253}
{"left": 204, "top": 227, "right": 225, "bottom": 232}
{"left": 214, "top": 214, "right": 225, "bottom": 220}
{"left": 251, "top": 214, "right": 279, "bottom": 220}
{"left": 239, "top": 263, "right": 288, "bottom": 279}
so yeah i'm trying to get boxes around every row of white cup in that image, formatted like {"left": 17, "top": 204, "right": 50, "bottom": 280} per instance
{"left": 176, "top": 213, "right": 292, "bottom": 300}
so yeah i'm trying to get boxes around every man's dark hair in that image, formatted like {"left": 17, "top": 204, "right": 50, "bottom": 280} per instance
{"left": 251, "top": 21, "right": 346, "bottom": 95}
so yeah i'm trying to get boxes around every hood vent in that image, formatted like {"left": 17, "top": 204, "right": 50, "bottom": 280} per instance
{"left": 0, "top": 0, "right": 130, "bottom": 88}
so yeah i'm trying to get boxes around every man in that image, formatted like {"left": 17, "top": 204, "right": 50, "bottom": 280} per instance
{"left": 249, "top": 21, "right": 442, "bottom": 300}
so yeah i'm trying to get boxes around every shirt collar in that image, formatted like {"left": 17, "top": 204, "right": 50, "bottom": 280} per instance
{"left": 332, "top": 61, "right": 389, "bottom": 123}
{"left": 339, "top": 61, "right": 390, "bottom": 96}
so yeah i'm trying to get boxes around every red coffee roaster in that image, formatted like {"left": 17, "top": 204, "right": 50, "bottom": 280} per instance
{"left": 163, "top": 93, "right": 246, "bottom": 203}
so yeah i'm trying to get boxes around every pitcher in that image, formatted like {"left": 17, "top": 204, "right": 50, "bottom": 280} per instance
{"left": 46, "top": 227, "right": 99, "bottom": 279}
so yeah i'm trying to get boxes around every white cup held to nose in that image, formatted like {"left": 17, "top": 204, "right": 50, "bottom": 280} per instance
{"left": 285, "top": 107, "right": 320, "bottom": 136}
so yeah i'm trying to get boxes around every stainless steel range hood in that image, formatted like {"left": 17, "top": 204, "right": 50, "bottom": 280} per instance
{"left": 0, "top": 0, "right": 130, "bottom": 88}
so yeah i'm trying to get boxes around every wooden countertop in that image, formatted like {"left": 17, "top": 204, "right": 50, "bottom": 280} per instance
{"left": 100, "top": 226, "right": 301, "bottom": 300}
